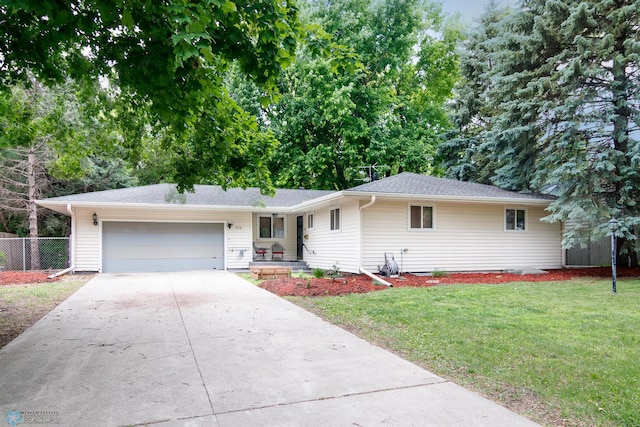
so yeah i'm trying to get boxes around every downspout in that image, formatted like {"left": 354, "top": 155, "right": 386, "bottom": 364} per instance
{"left": 359, "top": 267, "right": 393, "bottom": 287}
{"left": 357, "top": 196, "right": 393, "bottom": 285}
{"left": 359, "top": 195, "right": 376, "bottom": 211}
{"left": 48, "top": 204, "right": 75, "bottom": 278}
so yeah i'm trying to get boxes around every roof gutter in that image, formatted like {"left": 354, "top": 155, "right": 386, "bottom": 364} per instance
{"left": 290, "top": 191, "right": 346, "bottom": 212}
{"left": 48, "top": 204, "right": 75, "bottom": 278}
{"left": 36, "top": 200, "right": 296, "bottom": 215}
{"left": 343, "top": 191, "right": 555, "bottom": 206}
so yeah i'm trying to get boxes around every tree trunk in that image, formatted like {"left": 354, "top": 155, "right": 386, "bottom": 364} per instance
{"left": 617, "top": 237, "right": 639, "bottom": 269}
{"left": 333, "top": 157, "right": 348, "bottom": 190}
{"left": 611, "top": 27, "right": 635, "bottom": 268}
{"left": 0, "top": 211, "right": 10, "bottom": 233}
{"left": 27, "top": 147, "right": 41, "bottom": 270}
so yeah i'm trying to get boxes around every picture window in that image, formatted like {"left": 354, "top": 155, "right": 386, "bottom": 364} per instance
{"left": 258, "top": 216, "right": 285, "bottom": 238}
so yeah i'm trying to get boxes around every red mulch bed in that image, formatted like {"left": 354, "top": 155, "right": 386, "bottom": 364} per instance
{"left": 259, "top": 267, "right": 640, "bottom": 297}
{"left": 0, "top": 271, "right": 60, "bottom": 286}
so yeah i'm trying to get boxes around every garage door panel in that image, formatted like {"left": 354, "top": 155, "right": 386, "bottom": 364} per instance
{"left": 103, "top": 257, "right": 220, "bottom": 273}
{"left": 103, "top": 245, "right": 224, "bottom": 259}
{"left": 102, "top": 222, "right": 224, "bottom": 273}
{"left": 104, "top": 235, "right": 220, "bottom": 248}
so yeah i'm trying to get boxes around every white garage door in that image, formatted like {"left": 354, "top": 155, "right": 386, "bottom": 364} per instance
{"left": 102, "top": 222, "right": 224, "bottom": 273}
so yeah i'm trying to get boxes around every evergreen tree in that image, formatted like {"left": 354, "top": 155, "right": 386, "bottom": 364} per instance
{"left": 445, "top": 0, "right": 640, "bottom": 260}
{"left": 439, "top": 1, "right": 513, "bottom": 184}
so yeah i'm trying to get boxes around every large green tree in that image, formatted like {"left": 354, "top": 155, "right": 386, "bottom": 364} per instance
{"left": 443, "top": 0, "right": 640, "bottom": 260}
{"left": 1, "top": 0, "right": 301, "bottom": 192}
{"left": 266, "top": 0, "right": 460, "bottom": 190}
{"left": 0, "top": 82, "right": 68, "bottom": 257}
{"left": 0, "top": 80, "right": 137, "bottom": 239}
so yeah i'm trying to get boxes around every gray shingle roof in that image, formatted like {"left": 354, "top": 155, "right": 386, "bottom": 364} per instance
{"left": 40, "top": 184, "right": 333, "bottom": 208}
{"left": 346, "top": 172, "right": 556, "bottom": 201}
{"left": 39, "top": 172, "right": 554, "bottom": 210}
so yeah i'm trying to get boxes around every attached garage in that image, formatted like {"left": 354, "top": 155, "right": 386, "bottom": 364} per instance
{"left": 102, "top": 222, "right": 224, "bottom": 273}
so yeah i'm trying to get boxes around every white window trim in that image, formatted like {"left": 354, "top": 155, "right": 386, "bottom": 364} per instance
{"left": 307, "top": 212, "right": 315, "bottom": 230}
{"left": 257, "top": 215, "right": 286, "bottom": 240}
{"left": 407, "top": 203, "right": 436, "bottom": 231}
{"left": 505, "top": 207, "right": 527, "bottom": 232}
{"left": 329, "top": 207, "right": 341, "bottom": 232}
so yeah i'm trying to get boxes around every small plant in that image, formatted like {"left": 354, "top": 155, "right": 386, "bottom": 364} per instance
{"left": 0, "top": 251, "right": 5, "bottom": 268}
{"left": 313, "top": 268, "right": 325, "bottom": 278}
{"left": 431, "top": 269, "right": 447, "bottom": 278}
{"left": 305, "top": 278, "right": 312, "bottom": 289}
{"left": 327, "top": 263, "right": 342, "bottom": 281}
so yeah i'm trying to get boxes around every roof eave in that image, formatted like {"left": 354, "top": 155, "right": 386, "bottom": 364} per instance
{"left": 35, "top": 200, "right": 297, "bottom": 215}
{"left": 341, "top": 191, "right": 555, "bottom": 205}
{"left": 290, "top": 191, "right": 345, "bottom": 211}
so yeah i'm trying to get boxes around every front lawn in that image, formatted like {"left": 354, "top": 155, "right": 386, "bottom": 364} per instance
{"left": 0, "top": 274, "right": 92, "bottom": 349}
{"left": 290, "top": 278, "right": 640, "bottom": 426}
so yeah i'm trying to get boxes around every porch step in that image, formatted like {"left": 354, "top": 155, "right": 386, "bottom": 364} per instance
{"left": 249, "top": 260, "right": 310, "bottom": 272}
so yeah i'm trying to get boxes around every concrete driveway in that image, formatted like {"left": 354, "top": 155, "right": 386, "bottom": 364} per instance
{"left": 0, "top": 271, "right": 539, "bottom": 426}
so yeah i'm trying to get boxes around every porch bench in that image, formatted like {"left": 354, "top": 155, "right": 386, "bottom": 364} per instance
{"left": 250, "top": 266, "right": 291, "bottom": 280}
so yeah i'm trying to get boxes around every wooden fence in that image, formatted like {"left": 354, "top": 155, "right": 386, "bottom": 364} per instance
{"left": 565, "top": 237, "right": 611, "bottom": 266}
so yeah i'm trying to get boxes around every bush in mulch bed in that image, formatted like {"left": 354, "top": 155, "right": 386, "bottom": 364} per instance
{"left": 258, "top": 267, "right": 640, "bottom": 297}
{"left": 0, "top": 271, "right": 60, "bottom": 286}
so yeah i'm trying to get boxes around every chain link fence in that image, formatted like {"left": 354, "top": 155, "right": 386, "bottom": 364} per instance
{"left": 0, "top": 237, "right": 70, "bottom": 272}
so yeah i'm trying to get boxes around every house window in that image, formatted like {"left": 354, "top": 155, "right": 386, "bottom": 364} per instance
{"left": 330, "top": 208, "right": 340, "bottom": 231}
{"left": 307, "top": 213, "right": 314, "bottom": 230}
{"left": 410, "top": 205, "right": 434, "bottom": 229}
{"left": 258, "top": 216, "right": 285, "bottom": 238}
{"left": 506, "top": 208, "right": 526, "bottom": 231}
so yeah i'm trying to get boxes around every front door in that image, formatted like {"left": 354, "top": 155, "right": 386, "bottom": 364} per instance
{"left": 297, "top": 216, "right": 303, "bottom": 259}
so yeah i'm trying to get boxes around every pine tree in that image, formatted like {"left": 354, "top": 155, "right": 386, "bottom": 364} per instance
{"left": 439, "top": 1, "right": 513, "bottom": 184}
{"left": 531, "top": 0, "right": 640, "bottom": 263}
{"left": 446, "top": 0, "right": 640, "bottom": 261}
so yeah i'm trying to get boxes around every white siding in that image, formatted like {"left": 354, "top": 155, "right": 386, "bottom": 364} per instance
{"left": 303, "top": 200, "right": 360, "bottom": 273}
{"left": 74, "top": 209, "right": 100, "bottom": 271}
{"left": 360, "top": 200, "right": 562, "bottom": 272}
{"left": 73, "top": 207, "right": 252, "bottom": 272}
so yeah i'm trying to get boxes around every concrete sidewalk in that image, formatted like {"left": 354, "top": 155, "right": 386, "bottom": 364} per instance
{"left": 0, "top": 271, "right": 540, "bottom": 426}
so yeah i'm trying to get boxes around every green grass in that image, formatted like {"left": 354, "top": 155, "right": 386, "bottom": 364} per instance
{"left": 1, "top": 276, "right": 91, "bottom": 348}
{"left": 289, "top": 278, "right": 640, "bottom": 426}
{"left": 0, "top": 277, "right": 87, "bottom": 304}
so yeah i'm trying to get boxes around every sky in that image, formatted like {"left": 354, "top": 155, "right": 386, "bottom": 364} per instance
{"left": 440, "top": 0, "right": 518, "bottom": 24}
